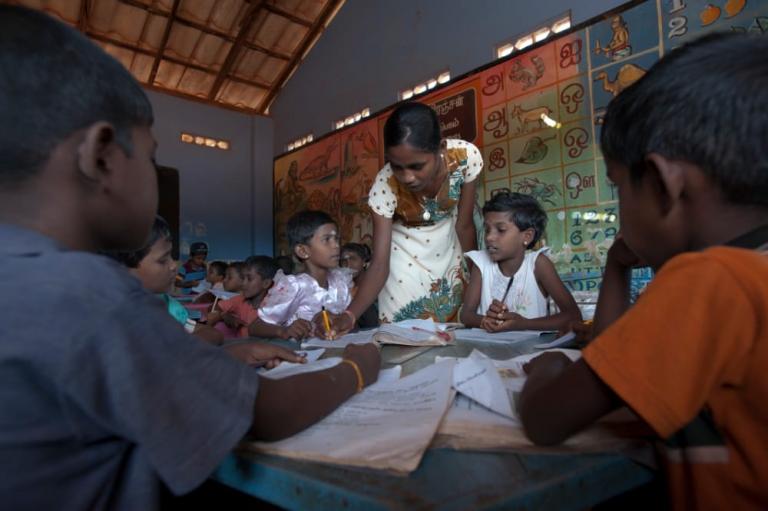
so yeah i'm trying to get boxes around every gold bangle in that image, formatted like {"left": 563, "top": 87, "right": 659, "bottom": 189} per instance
{"left": 341, "top": 359, "right": 364, "bottom": 393}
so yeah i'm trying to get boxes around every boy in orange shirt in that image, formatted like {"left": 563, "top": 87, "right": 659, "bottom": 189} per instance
{"left": 519, "top": 32, "right": 768, "bottom": 510}
{"left": 207, "top": 255, "right": 277, "bottom": 337}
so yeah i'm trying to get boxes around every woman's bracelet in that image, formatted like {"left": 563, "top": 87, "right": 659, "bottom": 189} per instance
{"left": 342, "top": 309, "right": 356, "bottom": 325}
{"left": 341, "top": 359, "right": 364, "bottom": 393}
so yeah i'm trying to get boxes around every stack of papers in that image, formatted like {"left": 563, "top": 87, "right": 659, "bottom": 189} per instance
{"left": 245, "top": 360, "right": 455, "bottom": 474}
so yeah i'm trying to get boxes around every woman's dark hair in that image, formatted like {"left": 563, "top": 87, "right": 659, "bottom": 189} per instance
{"left": 104, "top": 216, "right": 171, "bottom": 268}
{"left": 341, "top": 242, "right": 372, "bottom": 263}
{"left": 383, "top": 102, "right": 441, "bottom": 153}
{"left": 483, "top": 191, "right": 547, "bottom": 247}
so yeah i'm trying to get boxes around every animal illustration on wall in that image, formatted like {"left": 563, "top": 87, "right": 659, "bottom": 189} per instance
{"left": 594, "top": 63, "right": 646, "bottom": 97}
{"left": 515, "top": 134, "right": 557, "bottom": 164}
{"left": 509, "top": 55, "right": 546, "bottom": 90}
{"left": 299, "top": 143, "right": 339, "bottom": 182}
{"left": 509, "top": 104, "right": 554, "bottom": 134}
{"left": 514, "top": 176, "right": 561, "bottom": 207}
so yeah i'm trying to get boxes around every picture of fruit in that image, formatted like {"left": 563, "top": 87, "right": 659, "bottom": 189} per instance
{"left": 724, "top": 0, "right": 746, "bottom": 18}
{"left": 700, "top": 4, "right": 721, "bottom": 26}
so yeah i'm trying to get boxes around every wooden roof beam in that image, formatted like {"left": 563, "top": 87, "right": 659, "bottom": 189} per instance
{"left": 147, "top": 0, "right": 180, "bottom": 85}
{"left": 207, "top": 1, "right": 264, "bottom": 101}
{"left": 259, "top": 0, "right": 343, "bottom": 114}
{"left": 261, "top": 4, "right": 312, "bottom": 27}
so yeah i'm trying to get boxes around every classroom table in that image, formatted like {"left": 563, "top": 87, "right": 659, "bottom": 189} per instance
{"left": 213, "top": 335, "right": 656, "bottom": 510}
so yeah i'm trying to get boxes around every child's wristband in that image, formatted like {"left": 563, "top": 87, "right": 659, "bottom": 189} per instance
{"left": 342, "top": 309, "right": 356, "bottom": 325}
{"left": 341, "top": 359, "right": 364, "bottom": 393}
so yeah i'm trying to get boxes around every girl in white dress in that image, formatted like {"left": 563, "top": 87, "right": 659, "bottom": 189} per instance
{"left": 461, "top": 191, "right": 581, "bottom": 332}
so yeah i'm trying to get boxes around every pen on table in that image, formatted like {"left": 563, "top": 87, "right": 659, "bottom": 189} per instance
{"left": 321, "top": 306, "right": 334, "bottom": 340}
{"left": 411, "top": 326, "right": 451, "bottom": 342}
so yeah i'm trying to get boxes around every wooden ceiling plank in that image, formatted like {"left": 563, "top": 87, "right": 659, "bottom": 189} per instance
{"left": 78, "top": 0, "right": 89, "bottom": 31}
{"left": 262, "top": 3, "right": 311, "bottom": 28}
{"left": 207, "top": 1, "right": 264, "bottom": 101}
{"left": 147, "top": 0, "right": 181, "bottom": 85}
{"left": 88, "top": 31, "right": 272, "bottom": 89}
{"left": 115, "top": 0, "right": 290, "bottom": 60}
{"left": 258, "top": 0, "right": 342, "bottom": 113}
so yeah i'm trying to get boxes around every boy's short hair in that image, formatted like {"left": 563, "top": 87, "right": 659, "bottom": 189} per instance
{"left": 342, "top": 243, "right": 372, "bottom": 262}
{"left": 0, "top": 6, "right": 153, "bottom": 185}
{"left": 483, "top": 191, "right": 547, "bottom": 247}
{"left": 600, "top": 32, "right": 768, "bottom": 206}
{"left": 228, "top": 262, "right": 245, "bottom": 279}
{"left": 189, "top": 242, "right": 208, "bottom": 256}
{"left": 208, "top": 261, "right": 228, "bottom": 277}
{"left": 244, "top": 256, "right": 279, "bottom": 281}
{"left": 105, "top": 216, "right": 171, "bottom": 268}
{"left": 287, "top": 210, "right": 336, "bottom": 250}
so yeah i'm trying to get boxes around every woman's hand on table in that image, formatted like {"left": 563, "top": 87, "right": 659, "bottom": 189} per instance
{"left": 342, "top": 343, "right": 380, "bottom": 387}
{"left": 224, "top": 342, "right": 307, "bottom": 368}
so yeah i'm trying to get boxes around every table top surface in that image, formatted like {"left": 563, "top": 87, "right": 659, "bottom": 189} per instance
{"left": 214, "top": 334, "right": 655, "bottom": 511}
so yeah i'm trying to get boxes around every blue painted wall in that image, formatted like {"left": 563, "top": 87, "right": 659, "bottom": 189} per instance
{"left": 146, "top": 90, "right": 274, "bottom": 261}
{"left": 271, "top": 0, "right": 629, "bottom": 153}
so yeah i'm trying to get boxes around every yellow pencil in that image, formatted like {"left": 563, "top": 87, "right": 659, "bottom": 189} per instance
{"left": 321, "top": 306, "right": 333, "bottom": 340}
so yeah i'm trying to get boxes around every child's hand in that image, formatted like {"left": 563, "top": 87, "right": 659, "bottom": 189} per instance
{"left": 311, "top": 311, "right": 336, "bottom": 340}
{"left": 523, "top": 351, "right": 573, "bottom": 377}
{"left": 342, "top": 343, "right": 380, "bottom": 387}
{"left": 482, "top": 312, "right": 524, "bottom": 332}
{"left": 281, "top": 319, "right": 313, "bottom": 341}
{"left": 222, "top": 313, "right": 243, "bottom": 329}
{"left": 224, "top": 342, "right": 307, "bottom": 368}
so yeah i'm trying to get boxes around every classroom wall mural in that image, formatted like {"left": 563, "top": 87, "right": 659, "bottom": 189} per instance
{"left": 273, "top": 0, "right": 767, "bottom": 292}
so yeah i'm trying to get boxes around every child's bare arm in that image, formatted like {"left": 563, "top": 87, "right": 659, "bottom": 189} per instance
{"left": 518, "top": 354, "right": 621, "bottom": 445}
{"left": 248, "top": 317, "right": 313, "bottom": 340}
{"left": 192, "top": 324, "right": 224, "bottom": 345}
{"left": 459, "top": 264, "right": 485, "bottom": 328}
{"left": 250, "top": 343, "right": 380, "bottom": 441}
{"left": 592, "top": 236, "right": 641, "bottom": 337}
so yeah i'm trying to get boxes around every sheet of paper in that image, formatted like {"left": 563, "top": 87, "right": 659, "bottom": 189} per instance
{"left": 534, "top": 331, "right": 577, "bottom": 349}
{"left": 453, "top": 328, "right": 545, "bottom": 343}
{"left": 296, "top": 348, "right": 325, "bottom": 363}
{"left": 392, "top": 318, "right": 446, "bottom": 332}
{"left": 246, "top": 360, "right": 456, "bottom": 474}
{"left": 259, "top": 357, "right": 341, "bottom": 379}
{"left": 300, "top": 329, "right": 376, "bottom": 348}
{"left": 210, "top": 289, "right": 239, "bottom": 300}
{"left": 452, "top": 356, "right": 514, "bottom": 418}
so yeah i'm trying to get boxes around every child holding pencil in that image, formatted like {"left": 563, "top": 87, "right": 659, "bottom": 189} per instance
{"left": 249, "top": 210, "right": 354, "bottom": 341}
{"left": 461, "top": 191, "right": 581, "bottom": 332}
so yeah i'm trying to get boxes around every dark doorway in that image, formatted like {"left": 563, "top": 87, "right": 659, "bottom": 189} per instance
{"left": 156, "top": 165, "right": 180, "bottom": 260}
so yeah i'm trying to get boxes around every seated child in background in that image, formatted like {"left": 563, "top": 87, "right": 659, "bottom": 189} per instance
{"left": 105, "top": 216, "right": 223, "bottom": 345}
{"left": 206, "top": 260, "right": 227, "bottom": 290}
{"left": 175, "top": 241, "right": 208, "bottom": 294}
{"left": 340, "top": 242, "right": 379, "bottom": 329}
{"left": 223, "top": 261, "right": 245, "bottom": 293}
{"left": 461, "top": 191, "right": 581, "bottom": 332}
{"left": 207, "top": 256, "right": 277, "bottom": 338}
{"left": 274, "top": 254, "right": 294, "bottom": 275}
{"left": 250, "top": 210, "right": 354, "bottom": 341}
{"left": 518, "top": 33, "right": 768, "bottom": 510}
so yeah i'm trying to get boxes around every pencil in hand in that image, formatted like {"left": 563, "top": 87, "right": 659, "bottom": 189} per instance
{"left": 321, "top": 306, "right": 334, "bottom": 340}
